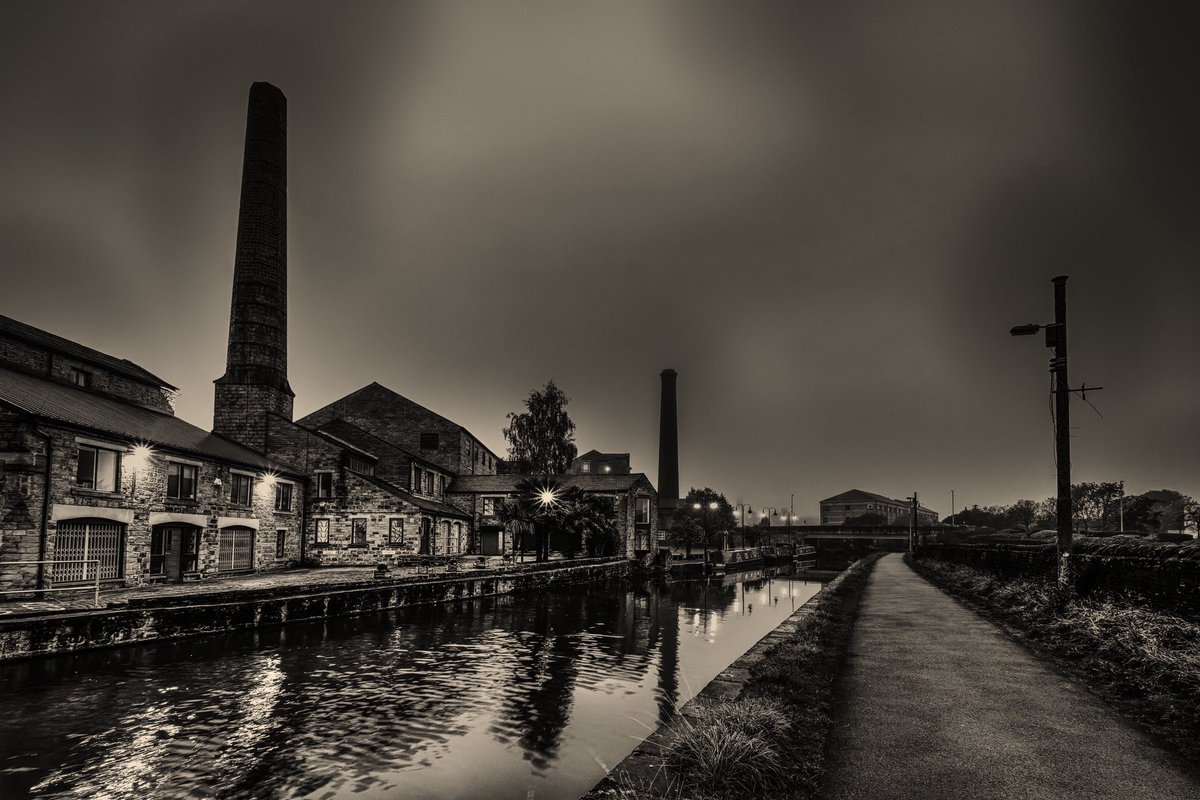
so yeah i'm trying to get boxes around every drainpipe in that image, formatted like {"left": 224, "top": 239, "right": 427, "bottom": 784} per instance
{"left": 33, "top": 426, "right": 52, "bottom": 597}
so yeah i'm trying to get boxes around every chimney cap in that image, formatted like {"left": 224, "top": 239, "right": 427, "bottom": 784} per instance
{"left": 661, "top": 368, "right": 677, "bottom": 377}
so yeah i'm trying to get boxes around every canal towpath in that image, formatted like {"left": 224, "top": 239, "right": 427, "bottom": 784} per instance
{"left": 822, "top": 553, "right": 1200, "bottom": 799}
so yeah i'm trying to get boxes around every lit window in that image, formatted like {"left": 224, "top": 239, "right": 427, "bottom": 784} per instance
{"left": 482, "top": 497, "right": 497, "bottom": 516}
{"left": 76, "top": 444, "right": 119, "bottom": 492}
{"left": 70, "top": 368, "right": 92, "bottom": 387}
{"left": 230, "top": 473, "right": 252, "bottom": 505}
{"left": 603, "top": 465, "right": 611, "bottom": 473}
{"left": 166, "top": 462, "right": 197, "bottom": 500}
{"left": 274, "top": 482, "right": 293, "bottom": 512}
{"left": 351, "top": 518, "right": 367, "bottom": 546}
{"left": 316, "top": 472, "right": 333, "bottom": 498}
{"left": 580, "top": 461, "right": 591, "bottom": 473}
{"left": 388, "top": 518, "right": 404, "bottom": 545}
{"left": 275, "top": 529, "right": 287, "bottom": 558}
{"left": 635, "top": 497, "right": 651, "bottom": 525}
{"left": 315, "top": 519, "right": 330, "bottom": 544}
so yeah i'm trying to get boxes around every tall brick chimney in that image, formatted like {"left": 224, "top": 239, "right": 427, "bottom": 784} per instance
{"left": 213, "top": 82, "right": 294, "bottom": 452}
{"left": 657, "top": 368, "right": 679, "bottom": 513}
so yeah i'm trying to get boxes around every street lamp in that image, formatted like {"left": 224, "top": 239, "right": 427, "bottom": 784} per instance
{"left": 1010, "top": 275, "right": 1097, "bottom": 588}
{"left": 760, "top": 507, "right": 779, "bottom": 550}
{"left": 733, "top": 504, "right": 753, "bottom": 549}
{"left": 693, "top": 501, "right": 720, "bottom": 570}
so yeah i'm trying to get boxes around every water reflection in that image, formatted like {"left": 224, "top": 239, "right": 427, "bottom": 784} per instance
{"left": 0, "top": 571, "right": 821, "bottom": 800}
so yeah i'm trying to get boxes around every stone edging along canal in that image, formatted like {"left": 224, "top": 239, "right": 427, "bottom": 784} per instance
{"left": 0, "top": 558, "right": 634, "bottom": 662}
{"left": 582, "top": 558, "right": 865, "bottom": 799}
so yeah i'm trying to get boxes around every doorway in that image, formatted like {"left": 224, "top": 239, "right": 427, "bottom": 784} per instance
{"left": 150, "top": 525, "right": 201, "bottom": 581}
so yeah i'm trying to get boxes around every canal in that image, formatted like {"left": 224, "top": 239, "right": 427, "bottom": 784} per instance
{"left": 0, "top": 570, "right": 821, "bottom": 799}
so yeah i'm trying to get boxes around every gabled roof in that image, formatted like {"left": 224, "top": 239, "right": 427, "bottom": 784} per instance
{"left": 820, "top": 489, "right": 901, "bottom": 505}
{"left": 450, "top": 472, "right": 654, "bottom": 494}
{"left": 348, "top": 470, "right": 470, "bottom": 518}
{"left": 0, "top": 314, "right": 175, "bottom": 389}
{"left": 316, "top": 417, "right": 443, "bottom": 473}
{"left": 299, "top": 382, "right": 499, "bottom": 460}
{"left": 575, "top": 449, "right": 630, "bottom": 461}
{"left": 0, "top": 365, "right": 297, "bottom": 474}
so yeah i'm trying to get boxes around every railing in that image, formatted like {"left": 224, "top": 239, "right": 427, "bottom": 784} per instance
{"left": 0, "top": 560, "right": 102, "bottom": 608}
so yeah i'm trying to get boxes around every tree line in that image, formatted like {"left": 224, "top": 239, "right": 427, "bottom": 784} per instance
{"left": 945, "top": 483, "right": 1200, "bottom": 534}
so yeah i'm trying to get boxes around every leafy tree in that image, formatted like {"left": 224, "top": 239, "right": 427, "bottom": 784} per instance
{"left": 669, "top": 487, "right": 735, "bottom": 555}
{"left": 1004, "top": 499, "right": 1039, "bottom": 530}
{"left": 503, "top": 381, "right": 578, "bottom": 474}
{"left": 943, "top": 504, "right": 1008, "bottom": 529}
{"left": 497, "top": 478, "right": 618, "bottom": 561}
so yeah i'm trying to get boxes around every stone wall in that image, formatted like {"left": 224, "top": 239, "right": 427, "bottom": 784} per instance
{"left": 0, "top": 421, "right": 304, "bottom": 592}
{"left": 0, "top": 557, "right": 634, "bottom": 661}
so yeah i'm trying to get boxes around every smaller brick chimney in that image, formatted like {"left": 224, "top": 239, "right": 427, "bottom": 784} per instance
{"left": 657, "top": 368, "right": 679, "bottom": 513}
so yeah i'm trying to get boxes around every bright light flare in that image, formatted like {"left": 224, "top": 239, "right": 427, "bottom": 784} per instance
{"left": 536, "top": 487, "right": 559, "bottom": 507}
{"left": 128, "top": 443, "right": 155, "bottom": 470}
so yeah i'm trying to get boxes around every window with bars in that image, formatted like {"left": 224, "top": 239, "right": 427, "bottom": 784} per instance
{"left": 54, "top": 520, "right": 125, "bottom": 582}
{"left": 167, "top": 462, "right": 197, "bottom": 500}
{"left": 276, "top": 529, "right": 287, "bottom": 559}
{"left": 388, "top": 518, "right": 404, "bottom": 545}
{"left": 218, "top": 526, "right": 255, "bottom": 572}
{"left": 76, "top": 445, "right": 120, "bottom": 492}
{"left": 351, "top": 518, "right": 367, "bottom": 546}
{"left": 315, "top": 518, "right": 330, "bottom": 544}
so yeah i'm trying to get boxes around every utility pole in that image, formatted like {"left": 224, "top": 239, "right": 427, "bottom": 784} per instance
{"left": 951, "top": 489, "right": 955, "bottom": 526}
{"left": 1051, "top": 276, "right": 1073, "bottom": 587}
{"left": 911, "top": 493, "right": 919, "bottom": 551}
{"left": 1119, "top": 480, "right": 1125, "bottom": 533}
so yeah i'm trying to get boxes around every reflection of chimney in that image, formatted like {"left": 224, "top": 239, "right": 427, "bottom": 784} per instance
{"left": 213, "top": 82, "right": 294, "bottom": 452}
{"left": 657, "top": 369, "right": 679, "bottom": 512}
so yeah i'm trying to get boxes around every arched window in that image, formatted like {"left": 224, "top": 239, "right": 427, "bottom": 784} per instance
{"left": 54, "top": 519, "right": 125, "bottom": 582}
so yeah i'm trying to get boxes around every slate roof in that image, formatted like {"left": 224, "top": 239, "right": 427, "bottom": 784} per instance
{"left": 575, "top": 449, "right": 630, "bottom": 460}
{"left": 0, "top": 314, "right": 175, "bottom": 389}
{"left": 450, "top": 472, "right": 653, "bottom": 494}
{"left": 317, "top": 418, "right": 442, "bottom": 473}
{"left": 0, "top": 365, "right": 298, "bottom": 474}
{"left": 348, "top": 470, "right": 471, "bottom": 518}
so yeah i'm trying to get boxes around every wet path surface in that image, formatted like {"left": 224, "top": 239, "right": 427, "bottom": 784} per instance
{"left": 823, "top": 554, "right": 1200, "bottom": 800}
{"left": 0, "top": 570, "right": 818, "bottom": 799}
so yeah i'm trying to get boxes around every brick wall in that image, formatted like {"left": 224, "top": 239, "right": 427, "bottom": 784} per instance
{"left": 213, "top": 384, "right": 294, "bottom": 454}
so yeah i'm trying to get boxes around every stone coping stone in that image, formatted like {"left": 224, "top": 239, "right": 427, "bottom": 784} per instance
{"left": 581, "top": 559, "right": 861, "bottom": 799}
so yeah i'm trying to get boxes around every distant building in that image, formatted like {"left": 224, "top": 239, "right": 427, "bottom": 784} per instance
{"left": 570, "top": 450, "right": 631, "bottom": 475}
{"left": 820, "top": 489, "right": 938, "bottom": 526}
{"left": 448, "top": 473, "right": 659, "bottom": 557}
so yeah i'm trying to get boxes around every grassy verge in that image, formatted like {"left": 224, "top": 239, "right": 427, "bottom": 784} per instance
{"left": 597, "top": 552, "right": 883, "bottom": 800}
{"left": 907, "top": 554, "right": 1200, "bottom": 762}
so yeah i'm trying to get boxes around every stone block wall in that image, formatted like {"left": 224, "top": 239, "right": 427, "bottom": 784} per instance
{"left": 1, "top": 421, "right": 304, "bottom": 592}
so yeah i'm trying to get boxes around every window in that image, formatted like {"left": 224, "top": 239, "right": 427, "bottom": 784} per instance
{"left": 230, "top": 473, "right": 252, "bottom": 505}
{"left": 351, "top": 518, "right": 367, "bottom": 546}
{"left": 426, "top": 471, "right": 435, "bottom": 497}
{"left": 580, "top": 461, "right": 591, "bottom": 473}
{"left": 76, "top": 444, "right": 120, "bottom": 492}
{"left": 70, "top": 368, "right": 92, "bottom": 387}
{"left": 315, "top": 518, "right": 330, "bottom": 544}
{"left": 347, "top": 455, "right": 375, "bottom": 475}
{"left": 635, "top": 497, "right": 651, "bottom": 525}
{"left": 218, "top": 526, "right": 255, "bottom": 572}
{"left": 439, "top": 475, "right": 447, "bottom": 497}
{"left": 388, "top": 518, "right": 404, "bottom": 545}
{"left": 420, "top": 432, "right": 439, "bottom": 450}
{"left": 274, "top": 482, "right": 293, "bottom": 512}
{"left": 55, "top": 520, "right": 125, "bottom": 581}
{"left": 315, "top": 472, "right": 333, "bottom": 498}
{"left": 166, "top": 462, "right": 197, "bottom": 500}
{"left": 482, "top": 497, "right": 498, "bottom": 516}
{"left": 413, "top": 468, "right": 423, "bottom": 495}
{"left": 276, "top": 529, "right": 287, "bottom": 558}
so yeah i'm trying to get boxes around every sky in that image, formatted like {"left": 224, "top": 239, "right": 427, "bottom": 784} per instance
{"left": 2, "top": 1, "right": 1198, "bottom": 521}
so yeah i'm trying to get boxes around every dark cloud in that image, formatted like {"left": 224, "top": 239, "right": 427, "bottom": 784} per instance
{"left": 1, "top": 0, "right": 1197, "bottom": 518}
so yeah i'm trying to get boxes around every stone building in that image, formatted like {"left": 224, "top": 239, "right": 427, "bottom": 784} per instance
{"left": 819, "top": 489, "right": 938, "bottom": 526}
{"left": 0, "top": 315, "right": 305, "bottom": 593}
{"left": 570, "top": 450, "right": 631, "bottom": 475}
{"left": 447, "top": 473, "right": 659, "bottom": 558}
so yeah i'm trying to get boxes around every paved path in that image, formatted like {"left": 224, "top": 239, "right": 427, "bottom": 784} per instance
{"left": 822, "top": 553, "right": 1200, "bottom": 800}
